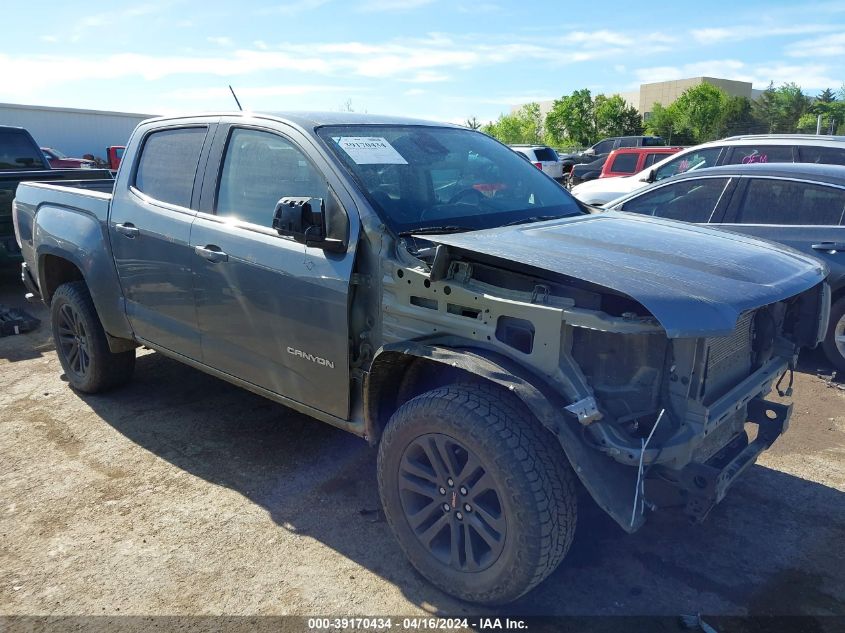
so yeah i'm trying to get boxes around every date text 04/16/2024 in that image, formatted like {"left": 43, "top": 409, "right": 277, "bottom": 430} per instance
{"left": 306, "top": 617, "right": 528, "bottom": 630}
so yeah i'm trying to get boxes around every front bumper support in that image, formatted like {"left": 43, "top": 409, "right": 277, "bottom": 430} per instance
{"left": 677, "top": 398, "right": 791, "bottom": 522}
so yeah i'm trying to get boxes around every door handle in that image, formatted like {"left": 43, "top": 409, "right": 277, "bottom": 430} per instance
{"left": 194, "top": 245, "right": 229, "bottom": 263}
{"left": 115, "top": 223, "right": 140, "bottom": 238}
{"left": 812, "top": 242, "right": 845, "bottom": 252}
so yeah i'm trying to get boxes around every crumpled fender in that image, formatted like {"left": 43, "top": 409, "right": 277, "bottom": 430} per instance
{"left": 366, "top": 339, "right": 644, "bottom": 532}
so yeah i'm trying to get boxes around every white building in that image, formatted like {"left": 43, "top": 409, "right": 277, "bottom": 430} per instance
{"left": 0, "top": 102, "right": 156, "bottom": 161}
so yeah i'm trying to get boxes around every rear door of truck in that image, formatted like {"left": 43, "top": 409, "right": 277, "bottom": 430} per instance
{"left": 189, "top": 118, "right": 356, "bottom": 419}
{"left": 109, "top": 119, "right": 218, "bottom": 360}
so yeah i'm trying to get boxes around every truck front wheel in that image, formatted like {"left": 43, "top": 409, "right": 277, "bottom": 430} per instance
{"left": 50, "top": 281, "right": 135, "bottom": 393}
{"left": 377, "top": 383, "right": 576, "bottom": 604}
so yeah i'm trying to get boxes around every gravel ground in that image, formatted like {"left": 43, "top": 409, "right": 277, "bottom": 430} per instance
{"left": 1, "top": 267, "right": 843, "bottom": 620}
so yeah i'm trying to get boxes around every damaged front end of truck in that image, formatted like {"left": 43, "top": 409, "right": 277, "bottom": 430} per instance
{"left": 369, "top": 212, "right": 829, "bottom": 532}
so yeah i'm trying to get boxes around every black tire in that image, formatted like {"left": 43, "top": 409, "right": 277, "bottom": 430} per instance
{"left": 822, "top": 296, "right": 845, "bottom": 373}
{"left": 377, "top": 382, "right": 576, "bottom": 604}
{"left": 50, "top": 281, "right": 135, "bottom": 393}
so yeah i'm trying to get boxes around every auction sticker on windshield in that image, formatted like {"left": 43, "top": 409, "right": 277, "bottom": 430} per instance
{"left": 333, "top": 137, "right": 408, "bottom": 165}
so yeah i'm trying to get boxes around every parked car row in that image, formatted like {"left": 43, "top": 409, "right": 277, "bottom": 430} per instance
{"left": 568, "top": 145, "right": 683, "bottom": 188}
{"left": 571, "top": 134, "right": 845, "bottom": 204}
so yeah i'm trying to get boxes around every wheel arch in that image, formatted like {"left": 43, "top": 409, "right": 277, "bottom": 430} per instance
{"left": 364, "top": 340, "right": 566, "bottom": 446}
{"left": 365, "top": 338, "right": 647, "bottom": 534}
{"left": 37, "top": 249, "right": 135, "bottom": 352}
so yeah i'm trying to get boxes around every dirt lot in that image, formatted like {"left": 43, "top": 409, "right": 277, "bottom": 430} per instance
{"left": 1, "top": 266, "right": 844, "bottom": 619}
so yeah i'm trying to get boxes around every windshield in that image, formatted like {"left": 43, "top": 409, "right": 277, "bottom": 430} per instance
{"left": 318, "top": 125, "right": 583, "bottom": 235}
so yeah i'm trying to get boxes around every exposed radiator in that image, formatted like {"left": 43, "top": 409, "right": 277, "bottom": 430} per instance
{"left": 703, "top": 311, "right": 755, "bottom": 404}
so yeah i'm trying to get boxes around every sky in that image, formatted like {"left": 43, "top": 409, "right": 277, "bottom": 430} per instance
{"left": 2, "top": 0, "right": 844, "bottom": 123}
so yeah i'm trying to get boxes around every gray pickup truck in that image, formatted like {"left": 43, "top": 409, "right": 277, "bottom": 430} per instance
{"left": 13, "top": 112, "right": 830, "bottom": 604}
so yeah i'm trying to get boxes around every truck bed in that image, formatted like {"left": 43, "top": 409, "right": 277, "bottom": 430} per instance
{"left": 1, "top": 170, "right": 113, "bottom": 261}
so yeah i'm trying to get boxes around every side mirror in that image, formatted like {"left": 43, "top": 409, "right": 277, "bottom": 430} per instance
{"left": 640, "top": 168, "right": 656, "bottom": 183}
{"left": 272, "top": 196, "right": 346, "bottom": 253}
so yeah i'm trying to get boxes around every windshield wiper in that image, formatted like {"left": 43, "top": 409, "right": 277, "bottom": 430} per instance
{"left": 503, "top": 215, "right": 568, "bottom": 227}
{"left": 398, "top": 226, "right": 475, "bottom": 237}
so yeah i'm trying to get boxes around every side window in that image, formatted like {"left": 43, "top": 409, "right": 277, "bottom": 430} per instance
{"left": 216, "top": 128, "right": 328, "bottom": 227}
{"left": 654, "top": 147, "right": 721, "bottom": 181}
{"left": 798, "top": 146, "right": 845, "bottom": 166}
{"left": 736, "top": 178, "right": 845, "bottom": 226}
{"left": 642, "top": 137, "right": 664, "bottom": 146}
{"left": 134, "top": 127, "right": 206, "bottom": 208}
{"left": 592, "top": 139, "right": 615, "bottom": 155}
{"left": 621, "top": 178, "right": 729, "bottom": 223}
{"left": 617, "top": 137, "right": 638, "bottom": 148}
{"left": 725, "top": 145, "right": 794, "bottom": 165}
{"left": 609, "top": 153, "right": 638, "bottom": 174}
{"left": 643, "top": 152, "right": 664, "bottom": 168}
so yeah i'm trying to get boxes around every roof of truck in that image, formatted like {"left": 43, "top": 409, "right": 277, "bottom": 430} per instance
{"left": 141, "top": 111, "right": 460, "bottom": 131}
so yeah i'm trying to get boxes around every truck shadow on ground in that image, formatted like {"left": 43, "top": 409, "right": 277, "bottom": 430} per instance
{"left": 75, "top": 351, "right": 845, "bottom": 617}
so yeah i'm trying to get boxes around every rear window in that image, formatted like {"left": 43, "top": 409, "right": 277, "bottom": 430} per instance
{"left": 134, "top": 127, "right": 206, "bottom": 208}
{"left": 533, "top": 147, "right": 558, "bottom": 162}
{"left": 797, "top": 145, "right": 845, "bottom": 166}
{"left": 726, "top": 145, "right": 794, "bottom": 165}
{"left": 736, "top": 178, "right": 845, "bottom": 226}
{"left": 0, "top": 129, "right": 45, "bottom": 170}
{"left": 608, "top": 153, "right": 638, "bottom": 174}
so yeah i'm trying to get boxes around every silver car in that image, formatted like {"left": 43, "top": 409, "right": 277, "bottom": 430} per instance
{"left": 510, "top": 144, "right": 565, "bottom": 180}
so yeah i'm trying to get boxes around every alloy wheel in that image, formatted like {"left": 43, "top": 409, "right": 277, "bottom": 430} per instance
{"left": 397, "top": 433, "right": 506, "bottom": 572}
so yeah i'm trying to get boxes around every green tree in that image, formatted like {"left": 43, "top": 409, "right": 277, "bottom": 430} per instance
{"left": 818, "top": 88, "right": 836, "bottom": 103}
{"left": 464, "top": 116, "right": 482, "bottom": 130}
{"left": 719, "top": 95, "right": 757, "bottom": 136}
{"left": 671, "top": 83, "right": 728, "bottom": 143}
{"left": 752, "top": 82, "right": 811, "bottom": 132}
{"left": 753, "top": 82, "right": 780, "bottom": 133}
{"left": 545, "top": 89, "right": 595, "bottom": 147}
{"left": 481, "top": 103, "right": 543, "bottom": 144}
{"left": 775, "top": 82, "right": 811, "bottom": 132}
{"left": 594, "top": 94, "right": 642, "bottom": 138}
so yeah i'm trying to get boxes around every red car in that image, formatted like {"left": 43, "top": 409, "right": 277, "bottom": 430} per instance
{"left": 599, "top": 146, "right": 683, "bottom": 179}
{"left": 41, "top": 147, "right": 95, "bottom": 169}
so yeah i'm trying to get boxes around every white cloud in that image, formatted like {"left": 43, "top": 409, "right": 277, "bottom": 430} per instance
{"left": 256, "top": 0, "right": 332, "bottom": 15}
{"left": 357, "top": 0, "right": 437, "bottom": 11}
{"left": 207, "top": 36, "right": 234, "bottom": 47}
{"left": 691, "top": 23, "right": 836, "bottom": 44}
{"left": 633, "top": 60, "right": 840, "bottom": 91}
{"left": 165, "top": 84, "right": 353, "bottom": 100}
{"left": 787, "top": 32, "right": 845, "bottom": 58}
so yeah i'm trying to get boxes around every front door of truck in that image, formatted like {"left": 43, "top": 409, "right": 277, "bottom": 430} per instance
{"left": 109, "top": 122, "right": 216, "bottom": 360}
{"left": 190, "top": 123, "right": 356, "bottom": 419}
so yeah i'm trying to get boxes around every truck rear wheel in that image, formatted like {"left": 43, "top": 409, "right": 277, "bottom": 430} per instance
{"left": 377, "top": 383, "right": 576, "bottom": 604}
{"left": 50, "top": 281, "right": 135, "bottom": 393}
